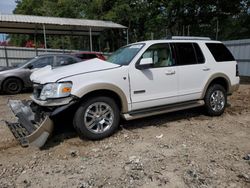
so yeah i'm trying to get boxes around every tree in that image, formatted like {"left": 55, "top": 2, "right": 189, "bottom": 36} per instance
{"left": 10, "top": 0, "right": 87, "bottom": 49}
{"left": 10, "top": 0, "right": 250, "bottom": 50}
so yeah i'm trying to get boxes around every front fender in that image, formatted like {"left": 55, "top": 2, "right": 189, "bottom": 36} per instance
{"left": 73, "top": 83, "right": 129, "bottom": 113}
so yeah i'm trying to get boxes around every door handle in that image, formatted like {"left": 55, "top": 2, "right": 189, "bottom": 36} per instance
{"left": 202, "top": 67, "right": 210, "bottom": 71}
{"left": 165, "top": 70, "right": 176, "bottom": 75}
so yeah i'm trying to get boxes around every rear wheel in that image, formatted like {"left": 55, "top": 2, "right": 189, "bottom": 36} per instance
{"left": 3, "top": 78, "right": 23, "bottom": 94}
{"left": 73, "top": 96, "right": 120, "bottom": 140}
{"left": 204, "top": 84, "right": 227, "bottom": 116}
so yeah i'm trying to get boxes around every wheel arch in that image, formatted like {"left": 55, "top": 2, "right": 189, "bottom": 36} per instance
{"left": 75, "top": 83, "right": 129, "bottom": 113}
{"left": 202, "top": 73, "right": 231, "bottom": 98}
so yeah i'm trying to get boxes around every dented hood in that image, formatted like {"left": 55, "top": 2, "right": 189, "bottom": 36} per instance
{"left": 30, "top": 58, "right": 120, "bottom": 84}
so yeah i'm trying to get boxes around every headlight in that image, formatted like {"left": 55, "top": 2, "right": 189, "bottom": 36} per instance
{"left": 40, "top": 82, "right": 72, "bottom": 100}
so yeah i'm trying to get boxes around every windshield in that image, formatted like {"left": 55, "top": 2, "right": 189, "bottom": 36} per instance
{"left": 16, "top": 60, "right": 31, "bottom": 67}
{"left": 16, "top": 57, "right": 37, "bottom": 68}
{"left": 107, "top": 43, "right": 144, "bottom": 65}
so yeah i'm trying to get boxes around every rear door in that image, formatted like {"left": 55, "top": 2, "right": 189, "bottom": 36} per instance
{"left": 173, "top": 42, "right": 208, "bottom": 102}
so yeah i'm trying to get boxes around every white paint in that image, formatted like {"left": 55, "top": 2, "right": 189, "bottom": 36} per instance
{"left": 31, "top": 39, "right": 240, "bottom": 113}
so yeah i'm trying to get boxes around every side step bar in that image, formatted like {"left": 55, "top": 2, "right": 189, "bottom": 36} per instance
{"left": 122, "top": 100, "right": 205, "bottom": 120}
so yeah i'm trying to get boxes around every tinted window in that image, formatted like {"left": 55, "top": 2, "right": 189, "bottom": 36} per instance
{"left": 31, "top": 56, "right": 53, "bottom": 68}
{"left": 55, "top": 56, "right": 79, "bottom": 66}
{"left": 76, "top": 53, "right": 97, "bottom": 60}
{"left": 206, "top": 43, "right": 235, "bottom": 62}
{"left": 174, "top": 43, "right": 197, "bottom": 65}
{"left": 193, "top": 43, "right": 205, "bottom": 63}
{"left": 87, "top": 54, "right": 98, "bottom": 59}
{"left": 140, "top": 43, "right": 174, "bottom": 67}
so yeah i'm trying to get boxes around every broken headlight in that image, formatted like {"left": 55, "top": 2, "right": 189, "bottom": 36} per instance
{"left": 40, "top": 82, "right": 72, "bottom": 100}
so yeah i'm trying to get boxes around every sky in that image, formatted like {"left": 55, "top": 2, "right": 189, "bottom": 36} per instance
{"left": 0, "top": 0, "right": 16, "bottom": 14}
{"left": 0, "top": 0, "right": 16, "bottom": 41}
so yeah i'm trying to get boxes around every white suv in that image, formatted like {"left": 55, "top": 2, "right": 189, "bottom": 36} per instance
{"left": 7, "top": 37, "right": 240, "bottom": 147}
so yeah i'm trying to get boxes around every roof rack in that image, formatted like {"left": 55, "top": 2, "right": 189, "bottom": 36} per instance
{"left": 165, "top": 36, "right": 211, "bottom": 40}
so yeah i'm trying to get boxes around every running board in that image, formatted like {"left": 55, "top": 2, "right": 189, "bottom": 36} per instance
{"left": 122, "top": 100, "right": 205, "bottom": 120}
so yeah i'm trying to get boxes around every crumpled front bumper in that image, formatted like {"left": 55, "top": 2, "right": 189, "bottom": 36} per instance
{"left": 6, "top": 100, "right": 54, "bottom": 148}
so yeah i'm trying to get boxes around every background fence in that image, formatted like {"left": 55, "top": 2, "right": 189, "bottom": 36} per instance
{"left": 1, "top": 39, "right": 250, "bottom": 76}
{"left": 0, "top": 46, "right": 75, "bottom": 66}
{"left": 224, "top": 39, "right": 250, "bottom": 76}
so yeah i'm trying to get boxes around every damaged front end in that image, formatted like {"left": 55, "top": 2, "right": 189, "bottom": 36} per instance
{"left": 6, "top": 100, "right": 53, "bottom": 148}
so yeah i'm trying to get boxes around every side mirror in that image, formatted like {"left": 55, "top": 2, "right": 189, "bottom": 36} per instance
{"left": 27, "top": 64, "right": 33, "bottom": 69}
{"left": 136, "top": 58, "right": 153, "bottom": 70}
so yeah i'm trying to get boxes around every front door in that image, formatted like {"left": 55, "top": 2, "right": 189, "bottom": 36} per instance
{"left": 129, "top": 43, "right": 178, "bottom": 111}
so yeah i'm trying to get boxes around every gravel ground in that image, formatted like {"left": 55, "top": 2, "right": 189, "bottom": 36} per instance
{"left": 0, "top": 85, "right": 249, "bottom": 188}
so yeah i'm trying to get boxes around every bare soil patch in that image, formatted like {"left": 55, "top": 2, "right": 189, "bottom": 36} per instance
{"left": 0, "top": 85, "right": 249, "bottom": 188}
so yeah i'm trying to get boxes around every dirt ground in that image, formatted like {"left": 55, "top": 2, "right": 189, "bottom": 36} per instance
{"left": 0, "top": 84, "right": 249, "bottom": 188}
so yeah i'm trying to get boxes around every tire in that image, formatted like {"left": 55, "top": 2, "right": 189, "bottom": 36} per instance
{"left": 2, "top": 78, "right": 23, "bottom": 94}
{"left": 204, "top": 84, "right": 227, "bottom": 116}
{"left": 73, "top": 96, "right": 120, "bottom": 140}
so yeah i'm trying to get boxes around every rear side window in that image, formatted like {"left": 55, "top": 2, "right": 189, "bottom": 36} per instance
{"left": 173, "top": 43, "right": 205, "bottom": 65}
{"left": 55, "top": 56, "right": 79, "bottom": 66}
{"left": 206, "top": 43, "right": 235, "bottom": 62}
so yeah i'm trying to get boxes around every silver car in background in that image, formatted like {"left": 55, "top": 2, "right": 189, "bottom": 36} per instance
{"left": 0, "top": 54, "right": 82, "bottom": 94}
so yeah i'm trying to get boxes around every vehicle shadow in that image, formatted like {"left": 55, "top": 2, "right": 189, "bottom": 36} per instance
{"left": 42, "top": 106, "right": 207, "bottom": 150}
{"left": 120, "top": 106, "right": 207, "bottom": 130}
{"left": 41, "top": 115, "right": 78, "bottom": 150}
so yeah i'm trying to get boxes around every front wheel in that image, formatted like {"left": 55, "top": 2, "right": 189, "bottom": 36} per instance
{"left": 204, "top": 84, "right": 227, "bottom": 116}
{"left": 73, "top": 96, "right": 120, "bottom": 140}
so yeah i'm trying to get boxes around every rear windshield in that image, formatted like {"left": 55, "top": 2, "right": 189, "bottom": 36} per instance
{"left": 206, "top": 43, "right": 235, "bottom": 62}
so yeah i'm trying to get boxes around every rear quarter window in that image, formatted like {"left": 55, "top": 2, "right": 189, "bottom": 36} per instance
{"left": 206, "top": 43, "right": 235, "bottom": 62}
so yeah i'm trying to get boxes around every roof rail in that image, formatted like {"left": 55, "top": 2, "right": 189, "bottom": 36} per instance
{"left": 165, "top": 36, "right": 211, "bottom": 40}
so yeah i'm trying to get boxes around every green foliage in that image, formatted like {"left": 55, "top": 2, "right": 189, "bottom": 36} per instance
{"left": 81, "top": 0, "right": 250, "bottom": 44}
{"left": 11, "top": 0, "right": 88, "bottom": 49}
{"left": 10, "top": 0, "right": 250, "bottom": 51}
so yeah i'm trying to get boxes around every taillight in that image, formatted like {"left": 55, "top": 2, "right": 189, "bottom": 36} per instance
{"left": 236, "top": 63, "right": 239, "bottom": 76}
